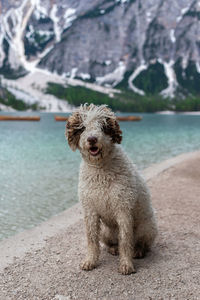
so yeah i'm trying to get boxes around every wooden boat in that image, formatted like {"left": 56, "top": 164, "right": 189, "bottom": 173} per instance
{"left": 54, "top": 115, "right": 142, "bottom": 122}
{"left": 54, "top": 116, "right": 69, "bottom": 121}
{"left": 117, "top": 115, "right": 142, "bottom": 121}
{"left": 0, "top": 116, "right": 40, "bottom": 121}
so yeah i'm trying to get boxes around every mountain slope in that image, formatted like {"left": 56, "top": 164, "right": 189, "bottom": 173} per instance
{"left": 0, "top": 0, "right": 200, "bottom": 98}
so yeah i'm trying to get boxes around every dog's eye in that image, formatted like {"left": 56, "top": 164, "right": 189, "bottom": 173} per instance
{"left": 70, "top": 126, "right": 85, "bottom": 137}
{"left": 77, "top": 126, "right": 85, "bottom": 134}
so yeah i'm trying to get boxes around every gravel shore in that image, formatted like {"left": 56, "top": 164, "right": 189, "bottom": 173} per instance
{"left": 0, "top": 152, "right": 200, "bottom": 300}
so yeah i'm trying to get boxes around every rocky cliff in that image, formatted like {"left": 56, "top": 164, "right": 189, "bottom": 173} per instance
{"left": 0, "top": 0, "right": 200, "bottom": 97}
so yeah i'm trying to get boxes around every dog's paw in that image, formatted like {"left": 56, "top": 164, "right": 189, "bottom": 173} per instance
{"left": 80, "top": 259, "right": 96, "bottom": 271}
{"left": 107, "top": 245, "right": 119, "bottom": 256}
{"left": 134, "top": 241, "right": 148, "bottom": 259}
{"left": 119, "top": 261, "right": 136, "bottom": 275}
{"left": 134, "top": 249, "right": 145, "bottom": 259}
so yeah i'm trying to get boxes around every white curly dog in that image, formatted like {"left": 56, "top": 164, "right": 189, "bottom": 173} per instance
{"left": 66, "top": 104, "right": 157, "bottom": 275}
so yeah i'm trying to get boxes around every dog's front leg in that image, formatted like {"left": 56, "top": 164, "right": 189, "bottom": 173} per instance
{"left": 80, "top": 212, "right": 100, "bottom": 271}
{"left": 117, "top": 213, "right": 136, "bottom": 275}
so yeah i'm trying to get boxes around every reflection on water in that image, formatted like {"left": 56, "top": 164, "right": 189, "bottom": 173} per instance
{"left": 0, "top": 112, "right": 200, "bottom": 240}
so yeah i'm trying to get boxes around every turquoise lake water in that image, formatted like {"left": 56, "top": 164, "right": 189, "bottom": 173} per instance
{"left": 0, "top": 112, "right": 200, "bottom": 240}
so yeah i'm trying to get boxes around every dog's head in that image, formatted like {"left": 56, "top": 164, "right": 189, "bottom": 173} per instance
{"left": 66, "top": 104, "right": 122, "bottom": 163}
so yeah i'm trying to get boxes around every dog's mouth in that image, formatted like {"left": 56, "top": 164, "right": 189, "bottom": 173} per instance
{"left": 89, "top": 146, "right": 100, "bottom": 156}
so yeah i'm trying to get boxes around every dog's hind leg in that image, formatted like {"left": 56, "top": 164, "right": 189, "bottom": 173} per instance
{"left": 100, "top": 224, "right": 119, "bottom": 255}
{"left": 134, "top": 218, "right": 157, "bottom": 258}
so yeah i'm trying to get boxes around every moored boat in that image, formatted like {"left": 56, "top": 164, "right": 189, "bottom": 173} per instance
{"left": 0, "top": 116, "right": 40, "bottom": 121}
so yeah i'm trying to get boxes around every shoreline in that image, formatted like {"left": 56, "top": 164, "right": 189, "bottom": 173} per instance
{"left": 0, "top": 150, "right": 200, "bottom": 273}
{"left": 156, "top": 110, "right": 200, "bottom": 115}
{"left": 1, "top": 109, "right": 200, "bottom": 115}
{"left": 1, "top": 110, "right": 200, "bottom": 114}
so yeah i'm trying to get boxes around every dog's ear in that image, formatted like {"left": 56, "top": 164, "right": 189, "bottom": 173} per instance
{"left": 65, "top": 111, "right": 84, "bottom": 151}
{"left": 103, "top": 117, "right": 122, "bottom": 144}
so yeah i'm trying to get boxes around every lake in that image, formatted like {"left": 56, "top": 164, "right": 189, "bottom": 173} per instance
{"left": 0, "top": 112, "right": 200, "bottom": 240}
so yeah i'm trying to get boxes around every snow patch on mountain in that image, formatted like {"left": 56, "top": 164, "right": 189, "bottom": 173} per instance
{"left": 128, "top": 64, "right": 148, "bottom": 96}
{"left": 0, "top": 36, "right": 5, "bottom": 67}
{"left": 8, "top": 0, "right": 35, "bottom": 70}
{"left": 116, "top": 0, "right": 129, "bottom": 4}
{"left": 196, "top": 62, "right": 200, "bottom": 73}
{"left": 50, "top": 6, "right": 76, "bottom": 42}
{"left": 0, "top": 103, "right": 16, "bottom": 112}
{"left": 50, "top": 5, "right": 62, "bottom": 42}
{"left": 105, "top": 60, "right": 112, "bottom": 66}
{"left": 182, "top": 56, "right": 189, "bottom": 70}
{"left": 96, "top": 61, "right": 126, "bottom": 87}
{"left": 79, "top": 73, "right": 91, "bottom": 80}
{"left": 31, "top": 0, "right": 48, "bottom": 18}
{"left": 160, "top": 60, "right": 178, "bottom": 98}
{"left": 170, "top": 29, "right": 176, "bottom": 43}
{"left": 177, "top": 5, "right": 190, "bottom": 22}
{"left": 64, "top": 8, "right": 77, "bottom": 29}
{"left": 146, "top": 12, "right": 152, "bottom": 23}
{"left": 69, "top": 68, "right": 78, "bottom": 79}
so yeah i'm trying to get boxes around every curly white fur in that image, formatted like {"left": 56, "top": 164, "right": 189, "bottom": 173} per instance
{"left": 66, "top": 104, "right": 157, "bottom": 275}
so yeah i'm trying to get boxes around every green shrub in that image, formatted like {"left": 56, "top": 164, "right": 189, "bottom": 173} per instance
{"left": 0, "top": 88, "right": 39, "bottom": 111}
{"left": 46, "top": 82, "right": 200, "bottom": 112}
{"left": 46, "top": 82, "right": 117, "bottom": 108}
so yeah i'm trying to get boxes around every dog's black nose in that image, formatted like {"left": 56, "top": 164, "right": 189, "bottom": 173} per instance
{"left": 87, "top": 136, "right": 97, "bottom": 145}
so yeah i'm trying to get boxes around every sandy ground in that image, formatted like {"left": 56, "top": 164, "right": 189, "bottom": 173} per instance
{"left": 0, "top": 152, "right": 200, "bottom": 300}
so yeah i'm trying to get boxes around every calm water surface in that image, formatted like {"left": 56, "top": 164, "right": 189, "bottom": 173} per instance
{"left": 0, "top": 112, "right": 200, "bottom": 240}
